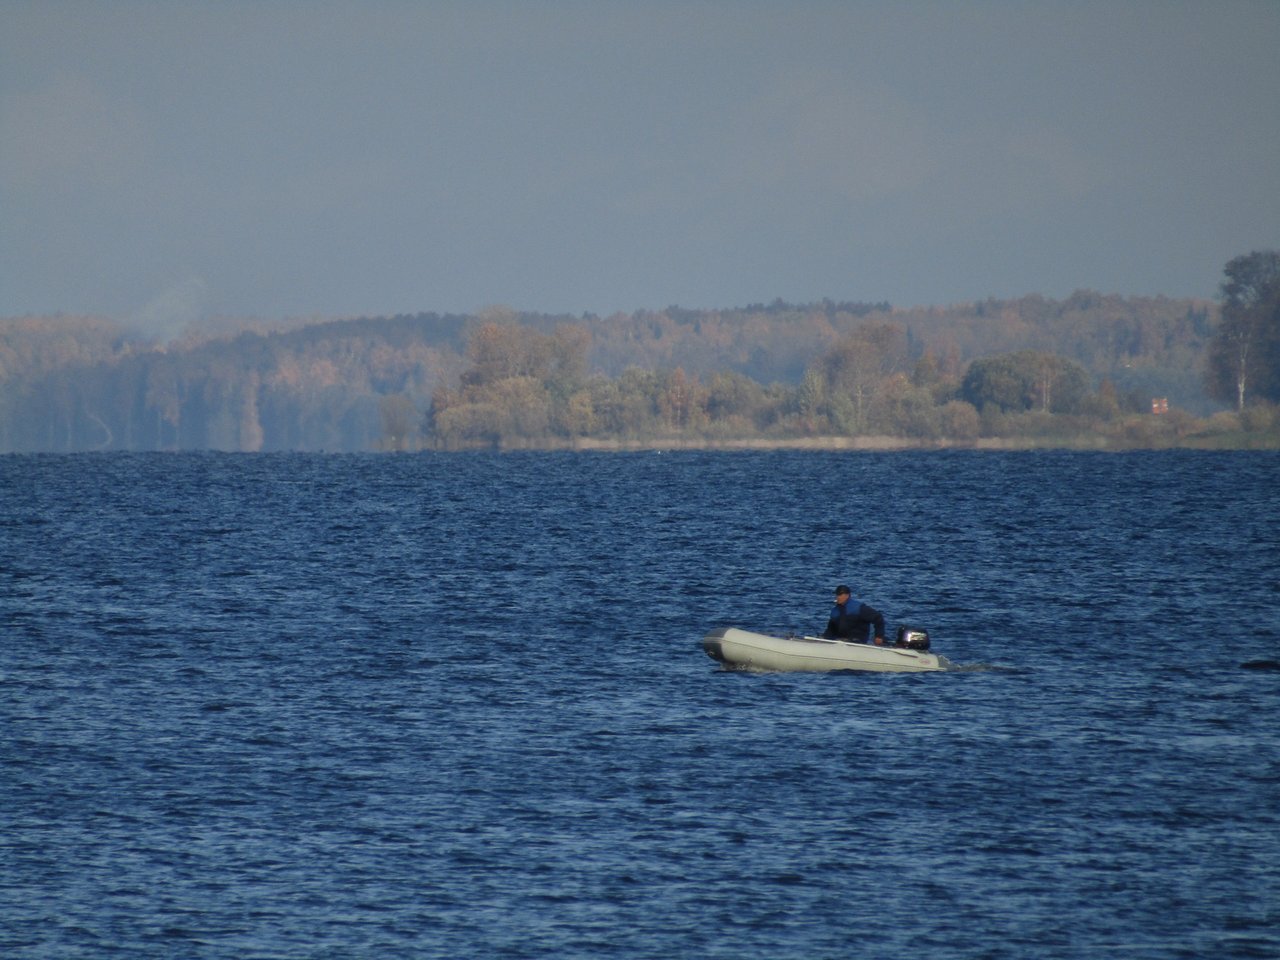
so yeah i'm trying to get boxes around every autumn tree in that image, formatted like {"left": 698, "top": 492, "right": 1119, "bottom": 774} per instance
{"left": 1207, "top": 251, "right": 1280, "bottom": 410}
{"left": 429, "top": 322, "right": 590, "bottom": 447}
{"left": 657, "top": 368, "right": 709, "bottom": 430}
{"left": 461, "top": 322, "right": 544, "bottom": 387}
{"left": 816, "top": 322, "right": 912, "bottom": 432}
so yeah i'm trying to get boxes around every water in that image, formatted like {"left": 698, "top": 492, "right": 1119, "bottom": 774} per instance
{"left": 3, "top": 450, "right": 1278, "bottom": 959}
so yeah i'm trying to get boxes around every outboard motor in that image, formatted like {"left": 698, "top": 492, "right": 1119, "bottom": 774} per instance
{"left": 895, "top": 626, "right": 930, "bottom": 651}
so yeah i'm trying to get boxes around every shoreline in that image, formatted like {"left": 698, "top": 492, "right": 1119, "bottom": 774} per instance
{"left": 469, "top": 433, "right": 1280, "bottom": 453}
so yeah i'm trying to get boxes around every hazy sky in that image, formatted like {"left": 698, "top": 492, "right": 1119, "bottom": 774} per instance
{"left": 3, "top": 1, "right": 1278, "bottom": 331}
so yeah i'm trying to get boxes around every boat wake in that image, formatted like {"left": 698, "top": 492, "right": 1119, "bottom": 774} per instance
{"left": 941, "top": 660, "right": 1021, "bottom": 673}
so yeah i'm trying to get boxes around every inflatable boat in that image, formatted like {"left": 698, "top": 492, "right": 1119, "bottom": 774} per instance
{"left": 702, "top": 626, "right": 950, "bottom": 673}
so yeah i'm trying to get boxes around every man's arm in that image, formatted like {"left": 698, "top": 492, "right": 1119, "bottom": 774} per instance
{"left": 861, "top": 603, "right": 886, "bottom": 644}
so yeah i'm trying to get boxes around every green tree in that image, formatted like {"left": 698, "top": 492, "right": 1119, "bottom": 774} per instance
{"left": 939, "top": 400, "right": 981, "bottom": 440}
{"left": 1207, "top": 251, "right": 1280, "bottom": 410}
{"left": 706, "top": 371, "right": 768, "bottom": 426}
{"left": 961, "top": 350, "right": 1089, "bottom": 414}
{"left": 875, "top": 375, "right": 940, "bottom": 438}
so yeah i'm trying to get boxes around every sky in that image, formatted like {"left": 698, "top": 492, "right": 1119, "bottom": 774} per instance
{"left": 2, "top": 1, "right": 1278, "bottom": 334}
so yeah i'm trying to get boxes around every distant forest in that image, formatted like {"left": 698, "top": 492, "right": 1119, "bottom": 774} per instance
{"left": 0, "top": 290, "right": 1270, "bottom": 453}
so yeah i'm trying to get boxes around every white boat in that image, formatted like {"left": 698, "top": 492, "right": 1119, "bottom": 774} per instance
{"left": 702, "top": 627, "right": 950, "bottom": 673}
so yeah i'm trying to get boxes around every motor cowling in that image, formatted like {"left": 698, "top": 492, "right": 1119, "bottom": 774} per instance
{"left": 895, "top": 626, "right": 930, "bottom": 650}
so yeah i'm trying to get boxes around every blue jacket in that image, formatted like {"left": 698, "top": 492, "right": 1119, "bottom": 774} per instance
{"left": 823, "top": 598, "right": 885, "bottom": 643}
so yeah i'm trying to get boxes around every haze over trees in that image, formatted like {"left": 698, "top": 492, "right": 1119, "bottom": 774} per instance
{"left": 3, "top": 255, "right": 1277, "bottom": 453}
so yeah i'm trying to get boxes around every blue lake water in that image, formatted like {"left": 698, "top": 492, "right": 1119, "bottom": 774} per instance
{"left": 3, "top": 450, "right": 1278, "bottom": 959}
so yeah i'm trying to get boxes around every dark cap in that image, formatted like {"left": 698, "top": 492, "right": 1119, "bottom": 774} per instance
{"left": 834, "top": 584, "right": 851, "bottom": 596}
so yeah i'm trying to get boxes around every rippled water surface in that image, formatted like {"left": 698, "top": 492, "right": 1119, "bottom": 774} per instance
{"left": 3, "top": 450, "right": 1278, "bottom": 958}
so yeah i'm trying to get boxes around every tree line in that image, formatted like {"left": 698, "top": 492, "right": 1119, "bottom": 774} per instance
{"left": 424, "top": 320, "right": 1258, "bottom": 450}
{"left": 2, "top": 254, "right": 1277, "bottom": 453}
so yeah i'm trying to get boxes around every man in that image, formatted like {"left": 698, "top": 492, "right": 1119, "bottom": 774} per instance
{"left": 822, "top": 584, "right": 886, "bottom": 645}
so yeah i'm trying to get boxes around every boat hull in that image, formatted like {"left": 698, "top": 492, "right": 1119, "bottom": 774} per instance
{"left": 703, "top": 627, "right": 948, "bottom": 673}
